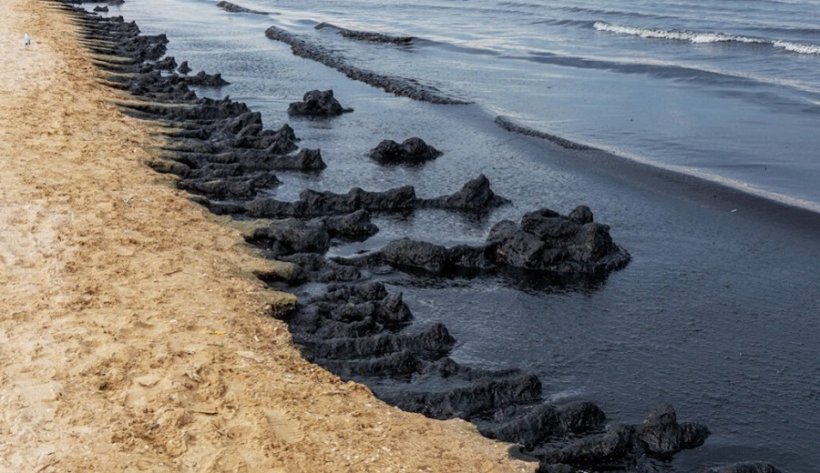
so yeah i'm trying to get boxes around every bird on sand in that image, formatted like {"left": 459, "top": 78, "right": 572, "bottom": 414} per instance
{"left": 23, "top": 33, "right": 31, "bottom": 47}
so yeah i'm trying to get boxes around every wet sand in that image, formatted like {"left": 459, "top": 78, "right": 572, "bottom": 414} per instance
{"left": 0, "top": 1, "right": 533, "bottom": 471}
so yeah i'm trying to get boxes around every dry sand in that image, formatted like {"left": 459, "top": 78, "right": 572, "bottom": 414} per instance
{"left": 0, "top": 1, "right": 535, "bottom": 471}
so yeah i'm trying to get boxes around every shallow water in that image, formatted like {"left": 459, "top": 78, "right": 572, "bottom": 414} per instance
{"left": 248, "top": 0, "right": 820, "bottom": 210}
{"left": 93, "top": 0, "right": 820, "bottom": 471}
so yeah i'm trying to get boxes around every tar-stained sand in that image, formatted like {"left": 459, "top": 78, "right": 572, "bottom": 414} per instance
{"left": 0, "top": 1, "right": 534, "bottom": 471}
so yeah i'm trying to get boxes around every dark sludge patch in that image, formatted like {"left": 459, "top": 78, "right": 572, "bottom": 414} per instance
{"left": 177, "top": 60, "right": 191, "bottom": 75}
{"left": 495, "top": 115, "right": 597, "bottom": 152}
{"left": 64, "top": 0, "right": 124, "bottom": 6}
{"left": 420, "top": 173, "right": 511, "bottom": 210}
{"left": 56, "top": 7, "right": 325, "bottom": 204}
{"left": 216, "top": 0, "right": 270, "bottom": 16}
{"left": 265, "top": 25, "right": 468, "bottom": 105}
{"left": 288, "top": 89, "right": 353, "bottom": 117}
{"left": 245, "top": 185, "right": 418, "bottom": 219}
{"left": 478, "top": 401, "right": 607, "bottom": 449}
{"left": 315, "top": 21, "right": 415, "bottom": 45}
{"left": 369, "top": 137, "right": 442, "bottom": 165}
{"left": 247, "top": 219, "right": 332, "bottom": 258}
{"left": 338, "top": 203, "right": 629, "bottom": 277}
{"left": 177, "top": 172, "right": 281, "bottom": 200}
{"left": 234, "top": 174, "right": 509, "bottom": 219}
{"left": 531, "top": 404, "right": 710, "bottom": 471}
{"left": 244, "top": 210, "right": 379, "bottom": 259}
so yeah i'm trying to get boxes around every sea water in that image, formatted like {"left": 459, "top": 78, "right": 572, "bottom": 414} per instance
{"left": 252, "top": 0, "right": 820, "bottom": 211}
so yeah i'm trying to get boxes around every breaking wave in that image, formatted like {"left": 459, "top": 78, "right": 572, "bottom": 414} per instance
{"left": 773, "top": 40, "right": 820, "bottom": 55}
{"left": 593, "top": 22, "right": 820, "bottom": 55}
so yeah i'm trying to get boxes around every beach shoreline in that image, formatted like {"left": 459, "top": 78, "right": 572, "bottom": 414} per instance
{"left": 0, "top": 1, "right": 534, "bottom": 471}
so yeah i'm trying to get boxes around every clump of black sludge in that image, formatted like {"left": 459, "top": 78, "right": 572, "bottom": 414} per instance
{"left": 216, "top": 0, "right": 269, "bottom": 15}
{"left": 340, "top": 204, "right": 630, "bottom": 276}
{"left": 55, "top": 3, "right": 782, "bottom": 472}
{"left": 314, "top": 21, "right": 415, "bottom": 45}
{"left": 369, "top": 137, "right": 442, "bottom": 165}
{"left": 264, "top": 25, "right": 467, "bottom": 105}
{"left": 288, "top": 89, "right": 353, "bottom": 117}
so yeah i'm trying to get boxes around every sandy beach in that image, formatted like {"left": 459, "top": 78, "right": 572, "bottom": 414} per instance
{"left": 0, "top": 1, "right": 534, "bottom": 471}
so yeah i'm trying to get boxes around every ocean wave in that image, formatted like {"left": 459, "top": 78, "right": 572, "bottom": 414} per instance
{"left": 593, "top": 22, "right": 766, "bottom": 44}
{"left": 594, "top": 22, "right": 820, "bottom": 55}
{"left": 498, "top": 1, "right": 542, "bottom": 8}
{"left": 530, "top": 18, "right": 595, "bottom": 28}
{"left": 773, "top": 40, "right": 820, "bottom": 55}
{"left": 510, "top": 50, "right": 820, "bottom": 107}
{"left": 560, "top": 5, "right": 675, "bottom": 20}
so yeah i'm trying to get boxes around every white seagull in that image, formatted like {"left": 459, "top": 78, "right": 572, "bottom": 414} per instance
{"left": 23, "top": 33, "right": 31, "bottom": 47}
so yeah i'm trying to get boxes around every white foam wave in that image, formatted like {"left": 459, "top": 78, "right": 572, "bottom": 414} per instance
{"left": 593, "top": 22, "right": 764, "bottom": 44}
{"left": 773, "top": 40, "right": 820, "bottom": 55}
{"left": 594, "top": 22, "right": 820, "bottom": 55}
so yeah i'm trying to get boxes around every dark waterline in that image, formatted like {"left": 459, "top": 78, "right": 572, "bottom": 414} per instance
{"left": 94, "top": 0, "right": 820, "bottom": 471}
